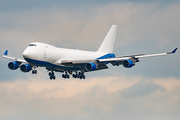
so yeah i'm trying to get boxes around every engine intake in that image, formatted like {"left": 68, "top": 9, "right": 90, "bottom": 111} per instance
{"left": 85, "top": 63, "right": 97, "bottom": 71}
{"left": 123, "top": 59, "right": 135, "bottom": 68}
{"left": 20, "top": 64, "right": 32, "bottom": 72}
{"left": 8, "top": 61, "right": 19, "bottom": 70}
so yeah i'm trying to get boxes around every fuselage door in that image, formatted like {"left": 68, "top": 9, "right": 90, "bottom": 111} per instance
{"left": 44, "top": 46, "right": 48, "bottom": 59}
{"left": 44, "top": 51, "right": 46, "bottom": 58}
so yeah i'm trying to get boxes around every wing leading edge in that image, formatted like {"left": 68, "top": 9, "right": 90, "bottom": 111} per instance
{"left": 53, "top": 48, "right": 177, "bottom": 68}
{"left": 98, "top": 48, "right": 178, "bottom": 64}
{"left": 2, "top": 50, "right": 27, "bottom": 63}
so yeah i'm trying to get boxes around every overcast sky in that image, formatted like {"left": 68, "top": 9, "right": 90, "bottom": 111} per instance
{"left": 0, "top": 0, "right": 180, "bottom": 120}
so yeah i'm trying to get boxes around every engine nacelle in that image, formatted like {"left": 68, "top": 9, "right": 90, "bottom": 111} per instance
{"left": 85, "top": 63, "right": 97, "bottom": 71}
{"left": 20, "top": 64, "right": 32, "bottom": 72}
{"left": 8, "top": 61, "right": 19, "bottom": 70}
{"left": 123, "top": 59, "right": 135, "bottom": 68}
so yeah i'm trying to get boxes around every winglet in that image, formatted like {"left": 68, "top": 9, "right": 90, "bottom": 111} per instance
{"left": 171, "top": 48, "right": 178, "bottom": 53}
{"left": 3, "top": 50, "right": 8, "bottom": 56}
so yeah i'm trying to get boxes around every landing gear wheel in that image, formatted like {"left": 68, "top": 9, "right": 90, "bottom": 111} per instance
{"left": 50, "top": 75, "right": 55, "bottom": 80}
{"left": 62, "top": 70, "right": 70, "bottom": 79}
{"left": 32, "top": 70, "right": 37, "bottom": 74}
{"left": 49, "top": 72, "right": 52, "bottom": 76}
{"left": 49, "top": 71, "right": 56, "bottom": 80}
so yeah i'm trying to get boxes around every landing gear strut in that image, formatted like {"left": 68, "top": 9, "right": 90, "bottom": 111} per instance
{"left": 32, "top": 65, "right": 37, "bottom": 74}
{"left": 49, "top": 71, "right": 56, "bottom": 80}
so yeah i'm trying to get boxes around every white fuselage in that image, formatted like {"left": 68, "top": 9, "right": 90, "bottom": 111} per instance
{"left": 23, "top": 42, "right": 106, "bottom": 67}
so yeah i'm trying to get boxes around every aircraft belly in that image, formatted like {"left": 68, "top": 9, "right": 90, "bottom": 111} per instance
{"left": 24, "top": 58, "right": 80, "bottom": 70}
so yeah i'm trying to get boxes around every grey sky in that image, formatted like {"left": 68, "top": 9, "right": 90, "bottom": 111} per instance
{"left": 0, "top": 0, "right": 179, "bottom": 12}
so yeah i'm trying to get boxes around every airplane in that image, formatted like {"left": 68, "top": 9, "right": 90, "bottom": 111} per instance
{"left": 2, "top": 25, "right": 178, "bottom": 80}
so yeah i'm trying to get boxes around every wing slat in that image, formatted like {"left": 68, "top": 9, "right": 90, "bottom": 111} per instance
{"left": 99, "top": 48, "right": 178, "bottom": 63}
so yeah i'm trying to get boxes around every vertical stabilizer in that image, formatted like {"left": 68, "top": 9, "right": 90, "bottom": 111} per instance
{"left": 97, "top": 25, "right": 117, "bottom": 53}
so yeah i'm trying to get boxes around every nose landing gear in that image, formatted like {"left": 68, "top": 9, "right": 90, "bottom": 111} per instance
{"left": 32, "top": 65, "right": 38, "bottom": 74}
{"left": 32, "top": 70, "right": 37, "bottom": 74}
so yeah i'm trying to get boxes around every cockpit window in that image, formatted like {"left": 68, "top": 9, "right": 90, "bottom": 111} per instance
{"left": 29, "top": 44, "right": 36, "bottom": 46}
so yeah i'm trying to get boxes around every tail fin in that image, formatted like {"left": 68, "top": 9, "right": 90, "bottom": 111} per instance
{"left": 97, "top": 25, "right": 117, "bottom": 53}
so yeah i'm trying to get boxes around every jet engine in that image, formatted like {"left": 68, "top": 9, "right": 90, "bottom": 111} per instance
{"left": 123, "top": 59, "right": 135, "bottom": 68}
{"left": 8, "top": 61, "right": 20, "bottom": 70}
{"left": 20, "top": 64, "right": 32, "bottom": 72}
{"left": 85, "top": 63, "right": 97, "bottom": 71}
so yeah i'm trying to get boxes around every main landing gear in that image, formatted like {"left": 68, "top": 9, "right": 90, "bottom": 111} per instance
{"left": 46, "top": 69, "right": 86, "bottom": 80}
{"left": 61, "top": 71, "right": 86, "bottom": 79}
{"left": 62, "top": 71, "right": 70, "bottom": 79}
{"left": 49, "top": 71, "right": 56, "bottom": 80}
{"left": 72, "top": 72, "right": 85, "bottom": 79}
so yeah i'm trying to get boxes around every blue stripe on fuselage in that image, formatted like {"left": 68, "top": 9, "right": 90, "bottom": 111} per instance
{"left": 24, "top": 58, "right": 79, "bottom": 70}
{"left": 96, "top": 53, "right": 116, "bottom": 64}
{"left": 25, "top": 58, "right": 52, "bottom": 67}
{"left": 24, "top": 53, "right": 115, "bottom": 69}
{"left": 97, "top": 53, "right": 116, "bottom": 59}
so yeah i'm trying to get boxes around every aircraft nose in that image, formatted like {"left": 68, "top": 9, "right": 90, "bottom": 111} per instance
{"left": 23, "top": 49, "right": 30, "bottom": 58}
{"left": 23, "top": 47, "right": 37, "bottom": 59}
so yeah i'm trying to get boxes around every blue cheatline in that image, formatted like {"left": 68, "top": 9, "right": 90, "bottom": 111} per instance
{"left": 96, "top": 53, "right": 116, "bottom": 59}
{"left": 24, "top": 58, "right": 79, "bottom": 70}
{"left": 24, "top": 53, "right": 116, "bottom": 70}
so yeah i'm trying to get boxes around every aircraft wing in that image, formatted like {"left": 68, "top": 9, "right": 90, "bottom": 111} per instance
{"left": 53, "top": 48, "right": 177, "bottom": 71}
{"left": 2, "top": 50, "right": 27, "bottom": 63}
{"left": 61, "top": 60, "right": 97, "bottom": 65}
{"left": 54, "top": 59, "right": 108, "bottom": 72}
{"left": 54, "top": 48, "right": 178, "bottom": 66}
{"left": 98, "top": 48, "right": 178, "bottom": 65}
